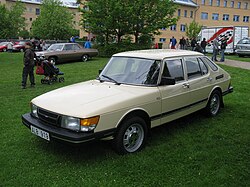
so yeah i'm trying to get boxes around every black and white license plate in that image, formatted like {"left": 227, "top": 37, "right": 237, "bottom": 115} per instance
{"left": 31, "top": 125, "right": 50, "bottom": 141}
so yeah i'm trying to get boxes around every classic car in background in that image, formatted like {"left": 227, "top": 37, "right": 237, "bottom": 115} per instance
{"left": 35, "top": 43, "right": 98, "bottom": 64}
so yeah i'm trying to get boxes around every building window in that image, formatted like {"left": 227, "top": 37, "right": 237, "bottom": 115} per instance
{"left": 159, "top": 38, "right": 166, "bottom": 42}
{"left": 224, "top": 0, "right": 227, "bottom": 7}
{"left": 223, "top": 14, "right": 229, "bottom": 21}
{"left": 209, "top": 0, "right": 213, "bottom": 6}
{"left": 231, "top": 1, "right": 234, "bottom": 8}
{"left": 180, "top": 24, "right": 186, "bottom": 32}
{"left": 233, "top": 15, "right": 240, "bottom": 22}
{"left": 201, "top": 12, "right": 208, "bottom": 19}
{"left": 216, "top": 0, "right": 220, "bottom": 6}
{"left": 243, "top": 16, "right": 249, "bottom": 22}
{"left": 178, "top": 9, "right": 181, "bottom": 16}
{"left": 190, "top": 11, "right": 193, "bottom": 18}
{"left": 202, "top": 0, "right": 205, "bottom": 5}
{"left": 212, "top": 13, "right": 219, "bottom": 20}
{"left": 244, "top": 2, "right": 248, "bottom": 9}
{"left": 237, "top": 2, "right": 241, "bottom": 8}
{"left": 170, "top": 25, "right": 176, "bottom": 31}
{"left": 184, "top": 10, "right": 187, "bottom": 17}
{"left": 35, "top": 8, "right": 40, "bottom": 15}
{"left": 29, "top": 18, "right": 32, "bottom": 21}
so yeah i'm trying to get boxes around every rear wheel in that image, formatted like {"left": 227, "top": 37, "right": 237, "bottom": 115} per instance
{"left": 20, "top": 48, "right": 24, "bottom": 52}
{"left": 59, "top": 77, "right": 65, "bottom": 82}
{"left": 3, "top": 48, "right": 7, "bottom": 52}
{"left": 82, "top": 54, "right": 89, "bottom": 62}
{"left": 113, "top": 116, "right": 147, "bottom": 154}
{"left": 205, "top": 90, "right": 222, "bottom": 116}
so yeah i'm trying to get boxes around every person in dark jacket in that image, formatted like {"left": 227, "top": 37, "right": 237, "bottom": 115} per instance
{"left": 220, "top": 37, "right": 227, "bottom": 62}
{"left": 191, "top": 38, "right": 197, "bottom": 51}
{"left": 200, "top": 38, "right": 207, "bottom": 54}
{"left": 21, "top": 42, "right": 35, "bottom": 89}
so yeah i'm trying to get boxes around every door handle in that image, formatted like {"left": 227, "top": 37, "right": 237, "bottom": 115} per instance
{"left": 183, "top": 83, "right": 190, "bottom": 88}
{"left": 207, "top": 77, "right": 213, "bottom": 82}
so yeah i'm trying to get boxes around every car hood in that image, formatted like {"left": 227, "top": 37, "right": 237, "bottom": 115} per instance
{"left": 32, "top": 80, "right": 159, "bottom": 118}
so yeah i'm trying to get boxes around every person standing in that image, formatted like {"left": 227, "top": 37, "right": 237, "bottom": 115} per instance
{"left": 7, "top": 41, "right": 13, "bottom": 52}
{"left": 200, "top": 38, "right": 207, "bottom": 54}
{"left": 191, "top": 38, "right": 197, "bottom": 51}
{"left": 21, "top": 42, "right": 35, "bottom": 89}
{"left": 212, "top": 37, "right": 220, "bottom": 61}
{"left": 170, "top": 36, "right": 177, "bottom": 49}
{"left": 179, "top": 37, "right": 186, "bottom": 50}
{"left": 84, "top": 39, "right": 92, "bottom": 48}
{"left": 220, "top": 37, "right": 227, "bottom": 62}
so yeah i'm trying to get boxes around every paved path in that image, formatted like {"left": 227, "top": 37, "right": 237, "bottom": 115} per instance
{"left": 215, "top": 59, "right": 250, "bottom": 70}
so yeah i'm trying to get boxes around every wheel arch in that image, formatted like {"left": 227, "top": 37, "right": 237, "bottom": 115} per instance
{"left": 116, "top": 109, "right": 151, "bottom": 132}
{"left": 208, "top": 86, "right": 224, "bottom": 108}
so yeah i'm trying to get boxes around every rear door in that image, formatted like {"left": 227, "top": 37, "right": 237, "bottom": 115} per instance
{"left": 158, "top": 58, "right": 192, "bottom": 124}
{"left": 183, "top": 56, "right": 212, "bottom": 109}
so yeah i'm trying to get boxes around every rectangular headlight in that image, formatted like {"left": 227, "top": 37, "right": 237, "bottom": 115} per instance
{"left": 31, "top": 103, "right": 38, "bottom": 118}
{"left": 61, "top": 116, "right": 80, "bottom": 131}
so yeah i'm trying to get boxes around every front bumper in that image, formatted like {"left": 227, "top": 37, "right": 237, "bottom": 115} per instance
{"left": 222, "top": 86, "right": 233, "bottom": 96}
{"left": 22, "top": 113, "right": 115, "bottom": 144}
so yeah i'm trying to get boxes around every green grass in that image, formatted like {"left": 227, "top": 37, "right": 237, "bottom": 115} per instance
{"left": 0, "top": 52, "right": 249, "bottom": 186}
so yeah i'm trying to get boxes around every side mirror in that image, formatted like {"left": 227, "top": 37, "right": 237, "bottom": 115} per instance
{"left": 160, "top": 77, "right": 175, "bottom": 86}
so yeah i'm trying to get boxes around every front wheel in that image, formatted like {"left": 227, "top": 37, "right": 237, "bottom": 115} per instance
{"left": 113, "top": 116, "right": 147, "bottom": 154}
{"left": 48, "top": 57, "right": 57, "bottom": 64}
{"left": 205, "top": 90, "right": 222, "bottom": 117}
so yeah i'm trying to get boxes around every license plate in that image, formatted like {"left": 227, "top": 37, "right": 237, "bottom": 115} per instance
{"left": 31, "top": 126, "right": 50, "bottom": 141}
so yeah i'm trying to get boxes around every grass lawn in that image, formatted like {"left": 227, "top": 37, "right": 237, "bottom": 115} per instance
{"left": 0, "top": 52, "right": 249, "bottom": 186}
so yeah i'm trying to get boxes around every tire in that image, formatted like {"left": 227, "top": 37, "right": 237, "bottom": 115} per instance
{"left": 20, "top": 48, "right": 24, "bottom": 52}
{"left": 205, "top": 90, "right": 222, "bottom": 117}
{"left": 82, "top": 54, "right": 89, "bottom": 62}
{"left": 48, "top": 57, "right": 57, "bottom": 64}
{"left": 113, "top": 116, "right": 148, "bottom": 154}
{"left": 59, "top": 77, "right": 64, "bottom": 82}
{"left": 3, "top": 48, "right": 7, "bottom": 52}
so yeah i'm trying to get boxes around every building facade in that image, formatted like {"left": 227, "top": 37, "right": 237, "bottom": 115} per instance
{"left": 0, "top": 0, "right": 81, "bottom": 34}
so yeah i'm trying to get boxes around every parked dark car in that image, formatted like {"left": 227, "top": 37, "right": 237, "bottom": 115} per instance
{"left": 35, "top": 43, "right": 98, "bottom": 64}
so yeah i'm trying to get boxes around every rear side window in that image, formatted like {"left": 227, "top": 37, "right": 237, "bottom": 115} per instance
{"left": 163, "top": 59, "right": 184, "bottom": 82}
{"left": 200, "top": 57, "right": 218, "bottom": 71}
{"left": 185, "top": 57, "right": 202, "bottom": 79}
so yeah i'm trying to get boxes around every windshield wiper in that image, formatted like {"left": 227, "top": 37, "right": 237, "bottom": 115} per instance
{"left": 101, "top": 75, "right": 121, "bottom": 85}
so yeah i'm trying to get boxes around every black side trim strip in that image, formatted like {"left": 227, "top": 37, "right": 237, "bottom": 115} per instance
{"left": 222, "top": 86, "right": 233, "bottom": 96}
{"left": 151, "top": 98, "right": 208, "bottom": 121}
{"left": 216, "top": 74, "right": 224, "bottom": 80}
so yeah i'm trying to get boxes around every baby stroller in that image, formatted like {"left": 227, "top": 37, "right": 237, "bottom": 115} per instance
{"left": 35, "top": 58, "right": 65, "bottom": 84}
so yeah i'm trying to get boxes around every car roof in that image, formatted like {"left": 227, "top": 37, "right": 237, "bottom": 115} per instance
{"left": 51, "top": 43, "right": 77, "bottom": 45}
{"left": 113, "top": 49, "right": 204, "bottom": 60}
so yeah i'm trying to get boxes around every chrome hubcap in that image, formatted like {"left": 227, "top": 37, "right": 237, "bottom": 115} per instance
{"left": 210, "top": 94, "right": 220, "bottom": 115}
{"left": 123, "top": 124, "right": 144, "bottom": 152}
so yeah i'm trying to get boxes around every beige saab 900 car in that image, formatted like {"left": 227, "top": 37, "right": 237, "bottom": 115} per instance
{"left": 35, "top": 43, "right": 98, "bottom": 64}
{"left": 22, "top": 49, "right": 233, "bottom": 154}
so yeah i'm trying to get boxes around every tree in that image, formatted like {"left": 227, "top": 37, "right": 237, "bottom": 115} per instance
{"left": 0, "top": 2, "right": 25, "bottom": 38}
{"left": 185, "top": 21, "right": 202, "bottom": 39}
{"left": 31, "top": 0, "right": 74, "bottom": 40}
{"left": 80, "top": 0, "right": 178, "bottom": 44}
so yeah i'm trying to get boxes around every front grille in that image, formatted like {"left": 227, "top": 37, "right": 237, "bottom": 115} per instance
{"left": 37, "top": 108, "right": 60, "bottom": 126}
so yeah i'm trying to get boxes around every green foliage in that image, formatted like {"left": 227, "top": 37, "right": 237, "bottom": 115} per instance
{"left": 185, "top": 21, "right": 202, "bottom": 39}
{"left": 31, "top": 0, "right": 74, "bottom": 40}
{"left": 0, "top": 2, "right": 25, "bottom": 38}
{"left": 0, "top": 53, "right": 249, "bottom": 186}
{"left": 81, "top": 0, "right": 178, "bottom": 44}
{"left": 19, "top": 30, "right": 30, "bottom": 39}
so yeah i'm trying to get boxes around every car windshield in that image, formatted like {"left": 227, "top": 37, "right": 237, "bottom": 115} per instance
{"left": 238, "top": 39, "right": 250, "bottom": 44}
{"left": 47, "top": 44, "right": 64, "bottom": 51}
{"left": 98, "top": 57, "right": 161, "bottom": 86}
